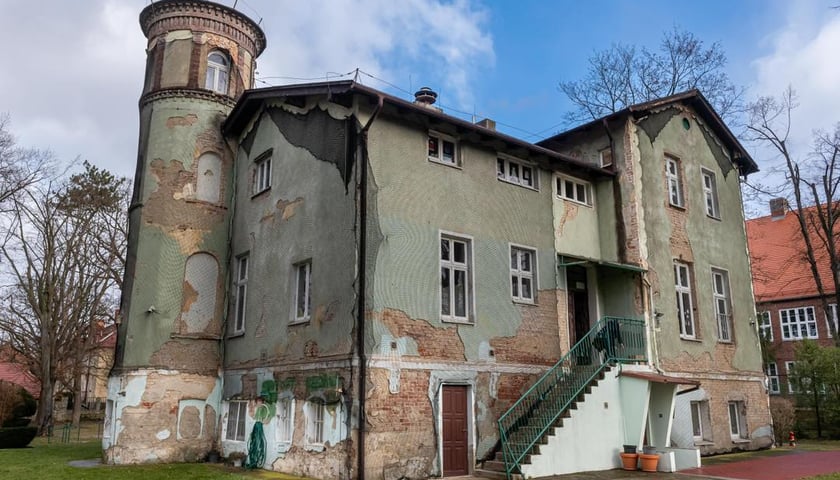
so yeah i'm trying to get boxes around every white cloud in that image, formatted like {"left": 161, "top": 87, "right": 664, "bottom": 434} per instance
{"left": 752, "top": 5, "right": 840, "bottom": 150}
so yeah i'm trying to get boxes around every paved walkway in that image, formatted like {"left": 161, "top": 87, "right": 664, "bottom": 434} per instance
{"left": 471, "top": 448, "right": 839, "bottom": 480}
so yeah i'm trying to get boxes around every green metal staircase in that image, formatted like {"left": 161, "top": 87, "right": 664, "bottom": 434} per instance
{"left": 490, "top": 317, "right": 647, "bottom": 480}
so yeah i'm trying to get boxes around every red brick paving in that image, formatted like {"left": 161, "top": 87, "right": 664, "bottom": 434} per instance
{"left": 683, "top": 450, "right": 840, "bottom": 480}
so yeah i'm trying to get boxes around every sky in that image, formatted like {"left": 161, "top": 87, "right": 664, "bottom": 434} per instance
{"left": 1, "top": 0, "right": 839, "bottom": 217}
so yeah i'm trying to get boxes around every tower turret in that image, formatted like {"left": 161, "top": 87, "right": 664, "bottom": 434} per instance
{"left": 104, "top": 0, "right": 264, "bottom": 464}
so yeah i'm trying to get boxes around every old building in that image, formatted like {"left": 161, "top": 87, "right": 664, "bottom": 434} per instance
{"left": 105, "top": 1, "right": 772, "bottom": 478}
{"left": 746, "top": 200, "right": 839, "bottom": 397}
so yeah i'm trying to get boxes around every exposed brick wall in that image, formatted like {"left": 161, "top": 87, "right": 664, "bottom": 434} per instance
{"left": 491, "top": 290, "right": 563, "bottom": 365}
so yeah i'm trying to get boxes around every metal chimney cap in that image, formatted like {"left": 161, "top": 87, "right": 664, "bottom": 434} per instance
{"left": 414, "top": 87, "right": 438, "bottom": 105}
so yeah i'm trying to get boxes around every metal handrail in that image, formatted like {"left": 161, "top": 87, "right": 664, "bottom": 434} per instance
{"left": 496, "top": 316, "right": 647, "bottom": 479}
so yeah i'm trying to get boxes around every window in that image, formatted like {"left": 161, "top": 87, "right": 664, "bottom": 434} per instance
{"left": 276, "top": 397, "right": 294, "bottom": 448}
{"left": 205, "top": 51, "right": 229, "bottom": 94}
{"left": 225, "top": 400, "right": 247, "bottom": 441}
{"left": 599, "top": 148, "right": 613, "bottom": 168}
{"left": 674, "top": 262, "right": 695, "bottom": 338}
{"left": 253, "top": 151, "right": 272, "bottom": 195}
{"left": 701, "top": 169, "right": 720, "bottom": 219}
{"left": 766, "top": 363, "right": 780, "bottom": 394}
{"left": 440, "top": 234, "right": 472, "bottom": 323}
{"left": 510, "top": 246, "right": 536, "bottom": 303}
{"left": 826, "top": 303, "right": 838, "bottom": 338}
{"left": 690, "top": 400, "right": 711, "bottom": 442}
{"left": 306, "top": 401, "right": 326, "bottom": 446}
{"left": 712, "top": 268, "right": 732, "bottom": 342}
{"left": 728, "top": 401, "right": 747, "bottom": 439}
{"left": 786, "top": 361, "right": 797, "bottom": 393}
{"left": 293, "top": 261, "right": 312, "bottom": 323}
{"left": 780, "top": 307, "right": 818, "bottom": 340}
{"left": 428, "top": 132, "right": 459, "bottom": 166}
{"left": 666, "top": 156, "right": 684, "bottom": 208}
{"left": 758, "top": 311, "right": 773, "bottom": 341}
{"left": 497, "top": 156, "right": 537, "bottom": 189}
{"left": 556, "top": 175, "right": 592, "bottom": 206}
{"left": 233, "top": 255, "right": 248, "bottom": 334}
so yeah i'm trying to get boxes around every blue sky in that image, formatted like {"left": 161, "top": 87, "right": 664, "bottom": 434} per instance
{"left": 1, "top": 0, "right": 838, "bottom": 216}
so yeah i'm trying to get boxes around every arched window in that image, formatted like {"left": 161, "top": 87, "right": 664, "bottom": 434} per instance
{"left": 205, "top": 51, "right": 229, "bottom": 94}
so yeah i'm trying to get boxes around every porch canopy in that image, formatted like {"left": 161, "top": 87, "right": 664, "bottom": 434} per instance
{"left": 557, "top": 254, "right": 646, "bottom": 273}
{"left": 620, "top": 370, "right": 701, "bottom": 395}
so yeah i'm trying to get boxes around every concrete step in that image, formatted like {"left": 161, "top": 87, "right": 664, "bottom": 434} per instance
{"left": 473, "top": 467, "right": 522, "bottom": 480}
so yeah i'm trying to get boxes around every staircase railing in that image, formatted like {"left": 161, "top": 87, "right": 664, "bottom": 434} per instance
{"left": 496, "top": 316, "right": 647, "bottom": 479}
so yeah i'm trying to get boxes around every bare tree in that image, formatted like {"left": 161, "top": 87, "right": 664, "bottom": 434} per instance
{"left": 0, "top": 114, "right": 52, "bottom": 212}
{"left": 746, "top": 87, "right": 840, "bottom": 344}
{"left": 559, "top": 27, "right": 745, "bottom": 124}
{"left": 0, "top": 163, "right": 128, "bottom": 432}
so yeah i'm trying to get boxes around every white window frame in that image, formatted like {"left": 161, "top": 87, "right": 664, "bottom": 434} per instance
{"left": 701, "top": 168, "right": 720, "bottom": 219}
{"left": 253, "top": 150, "right": 272, "bottom": 195}
{"left": 225, "top": 400, "right": 248, "bottom": 442}
{"left": 510, "top": 245, "right": 537, "bottom": 304}
{"left": 780, "top": 306, "right": 818, "bottom": 340}
{"left": 727, "top": 401, "right": 747, "bottom": 439}
{"left": 712, "top": 268, "right": 732, "bottom": 342}
{"left": 276, "top": 396, "right": 294, "bottom": 450}
{"left": 675, "top": 261, "right": 695, "bottom": 338}
{"left": 497, "top": 154, "right": 538, "bottom": 190}
{"left": 292, "top": 260, "right": 312, "bottom": 324}
{"left": 785, "top": 361, "right": 797, "bottom": 393}
{"left": 766, "top": 362, "right": 780, "bottom": 394}
{"left": 555, "top": 175, "right": 593, "bottom": 206}
{"left": 440, "top": 232, "right": 474, "bottom": 324}
{"left": 205, "top": 51, "right": 229, "bottom": 94}
{"left": 599, "top": 148, "right": 613, "bottom": 168}
{"left": 305, "top": 401, "right": 326, "bottom": 447}
{"left": 233, "top": 254, "right": 248, "bottom": 335}
{"left": 427, "top": 131, "right": 460, "bottom": 167}
{"left": 826, "top": 303, "right": 838, "bottom": 338}
{"left": 758, "top": 311, "right": 773, "bottom": 341}
{"left": 666, "top": 156, "right": 684, "bottom": 208}
{"left": 690, "top": 400, "right": 711, "bottom": 442}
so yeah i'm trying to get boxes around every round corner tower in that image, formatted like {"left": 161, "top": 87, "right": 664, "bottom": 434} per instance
{"left": 105, "top": 0, "right": 265, "bottom": 464}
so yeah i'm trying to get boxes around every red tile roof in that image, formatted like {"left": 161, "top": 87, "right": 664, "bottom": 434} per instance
{"left": 0, "top": 362, "right": 40, "bottom": 398}
{"left": 746, "top": 207, "right": 835, "bottom": 302}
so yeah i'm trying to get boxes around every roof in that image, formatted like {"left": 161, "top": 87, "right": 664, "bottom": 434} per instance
{"left": 537, "top": 89, "right": 759, "bottom": 176}
{"left": 224, "top": 80, "right": 614, "bottom": 180}
{"left": 746, "top": 206, "right": 835, "bottom": 303}
{"left": 0, "top": 362, "right": 39, "bottom": 398}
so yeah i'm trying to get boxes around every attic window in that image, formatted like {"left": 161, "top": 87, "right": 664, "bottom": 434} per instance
{"left": 599, "top": 148, "right": 613, "bottom": 168}
{"left": 428, "top": 132, "right": 459, "bottom": 167}
{"left": 682, "top": 118, "right": 691, "bottom": 130}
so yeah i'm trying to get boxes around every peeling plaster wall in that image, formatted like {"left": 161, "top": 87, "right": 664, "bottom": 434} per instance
{"left": 225, "top": 99, "right": 357, "bottom": 366}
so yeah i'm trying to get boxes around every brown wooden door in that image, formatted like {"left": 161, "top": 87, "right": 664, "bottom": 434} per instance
{"left": 442, "top": 385, "right": 469, "bottom": 476}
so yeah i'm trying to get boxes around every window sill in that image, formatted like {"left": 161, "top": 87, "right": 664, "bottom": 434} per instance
{"left": 498, "top": 177, "right": 538, "bottom": 191}
{"left": 513, "top": 299, "right": 537, "bottom": 306}
{"left": 680, "top": 336, "right": 702, "bottom": 342}
{"left": 717, "top": 339, "right": 734, "bottom": 345}
{"left": 557, "top": 196, "right": 593, "bottom": 208}
{"left": 228, "top": 331, "right": 245, "bottom": 339}
{"left": 730, "top": 438, "right": 751, "bottom": 444}
{"left": 441, "top": 317, "right": 474, "bottom": 325}
{"left": 251, "top": 187, "right": 271, "bottom": 199}
{"left": 706, "top": 214, "right": 721, "bottom": 221}
{"left": 428, "top": 157, "right": 462, "bottom": 169}
{"left": 669, "top": 203, "right": 686, "bottom": 211}
{"left": 693, "top": 440, "right": 715, "bottom": 446}
{"left": 289, "top": 319, "right": 310, "bottom": 326}
{"left": 303, "top": 443, "right": 325, "bottom": 453}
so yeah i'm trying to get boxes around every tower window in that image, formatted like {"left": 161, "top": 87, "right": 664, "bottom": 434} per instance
{"left": 206, "top": 52, "right": 229, "bottom": 94}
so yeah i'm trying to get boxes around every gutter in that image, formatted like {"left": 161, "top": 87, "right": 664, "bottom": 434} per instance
{"left": 356, "top": 94, "right": 383, "bottom": 480}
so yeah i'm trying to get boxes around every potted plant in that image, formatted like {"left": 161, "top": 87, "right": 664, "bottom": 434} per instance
{"left": 639, "top": 446, "right": 660, "bottom": 472}
{"left": 619, "top": 451, "right": 638, "bottom": 470}
{"left": 228, "top": 451, "right": 247, "bottom": 467}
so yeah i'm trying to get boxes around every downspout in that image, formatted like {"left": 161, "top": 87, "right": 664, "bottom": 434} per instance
{"left": 356, "top": 93, "right": 383, "bottom": 480}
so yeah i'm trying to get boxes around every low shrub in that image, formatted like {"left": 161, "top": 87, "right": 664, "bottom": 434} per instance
{"left": 0, "top": 426, "right": 38, "bottom": 448}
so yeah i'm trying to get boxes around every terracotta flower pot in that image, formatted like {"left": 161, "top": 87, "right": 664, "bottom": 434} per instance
{"left": 619, "top": 452, "right": 638, "bottom": 470}
{"left": 639, "top": 453, "right": 660, "bottom": 472}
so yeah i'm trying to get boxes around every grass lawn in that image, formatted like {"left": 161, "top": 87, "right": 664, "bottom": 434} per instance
{"left": 0, "top": 440, "right": 308, "bottom": 480}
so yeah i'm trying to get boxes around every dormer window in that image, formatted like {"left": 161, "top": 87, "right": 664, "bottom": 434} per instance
{"left": 206, "top": 51, "right": 229, "bottom": 94}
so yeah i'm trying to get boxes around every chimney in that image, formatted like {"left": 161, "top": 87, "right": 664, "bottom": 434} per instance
{"left": 476, "top": 118, "right": 496, "bottom": 131}
{"left": 414, "top": 87, "right": 438, "bottom": 107}
{"left": 770, "top": 198, "right": 787, "bottom": 219}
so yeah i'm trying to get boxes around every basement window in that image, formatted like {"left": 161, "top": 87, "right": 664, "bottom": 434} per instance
{"left": 225, "top": 400, "right": 247, "bottom": 442}
{"left": 428, "top": 132, "right": 460, "bottom": 167}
